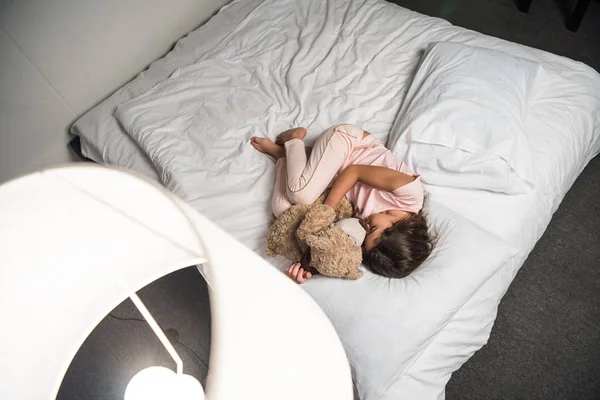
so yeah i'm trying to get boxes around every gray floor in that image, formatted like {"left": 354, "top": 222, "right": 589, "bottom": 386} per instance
{"left": 58, "top": 1, "right": 600, "bottom": 399}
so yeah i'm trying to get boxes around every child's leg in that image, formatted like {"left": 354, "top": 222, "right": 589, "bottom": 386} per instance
{"left": 272, "top": 158, "right": 293, "bottom": 218}
{"left": 285, "top": 124, "right": 364, "bottom": 205}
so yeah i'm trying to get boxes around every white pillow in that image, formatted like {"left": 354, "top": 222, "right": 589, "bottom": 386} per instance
{"left": 297, "top": 200, "right": 519, "bottom": 400}
{"left": 388, "top": 41, "right": 540, "bottom": 193}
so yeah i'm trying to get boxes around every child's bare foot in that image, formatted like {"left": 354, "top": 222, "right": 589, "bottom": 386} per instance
{"left": 275, "top": 127, "right": 307, "bottom": 145}
{"left": 250, "top": 137, "right": 285, "bottom": 160}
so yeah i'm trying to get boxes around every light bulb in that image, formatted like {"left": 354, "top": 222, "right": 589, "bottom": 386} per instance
{"left": 125, "top": 366, "right": 205, "bottom": 400}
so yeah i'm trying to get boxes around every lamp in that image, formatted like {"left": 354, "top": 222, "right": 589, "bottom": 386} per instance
{"left": 125, "top": 366, "right": 204, "bottom": 400}
{"left": 0, "top": 165, "right": 353, "bottom": 400}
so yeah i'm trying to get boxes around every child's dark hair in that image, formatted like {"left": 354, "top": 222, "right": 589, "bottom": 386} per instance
{"left": 362, "top": 210, "right": 434, "bottom": 279}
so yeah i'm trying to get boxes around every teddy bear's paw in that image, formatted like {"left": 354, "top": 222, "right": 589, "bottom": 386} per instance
{"left": 345, "top": 268, "right": 364, "bottom": 280}
{"left": 297, "top": 204, "right": 336, "bottom": 242}
{"left": 335, "top": 197, "right": 354, "bottom": 221}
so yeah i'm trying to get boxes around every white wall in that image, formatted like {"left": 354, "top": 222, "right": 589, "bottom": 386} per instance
{"left": 0, "top": 0, "right": 230, "bottom": 183}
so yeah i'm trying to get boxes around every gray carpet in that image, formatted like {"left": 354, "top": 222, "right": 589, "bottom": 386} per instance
{"left": 58, "top": 1, "right": 600, "bottom": 399}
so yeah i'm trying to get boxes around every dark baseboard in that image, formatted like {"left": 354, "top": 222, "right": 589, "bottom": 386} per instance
{"left": 68, "top": 136, "right": 96, "bottom": 163}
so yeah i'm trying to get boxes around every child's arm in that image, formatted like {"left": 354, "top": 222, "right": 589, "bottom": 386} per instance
{"left": 324, "top": 165, "right": 415, "bottom": 209}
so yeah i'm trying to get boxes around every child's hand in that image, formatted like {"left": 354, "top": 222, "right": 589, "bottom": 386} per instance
{"left": 285, "top": 263, "right": 312, "bottom": 284}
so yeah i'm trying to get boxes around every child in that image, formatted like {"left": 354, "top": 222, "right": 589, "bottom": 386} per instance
{"left": 251, "top": 124, "right": 433, "bottom": 283}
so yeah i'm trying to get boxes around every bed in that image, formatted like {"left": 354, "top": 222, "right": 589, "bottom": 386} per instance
{"left": 71, "top": 0, "right": 600, "bottom": 398}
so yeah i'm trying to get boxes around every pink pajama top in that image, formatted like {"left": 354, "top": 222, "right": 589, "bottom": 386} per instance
{"left": 342, "top": 134, "right": 424, "bottom": 221}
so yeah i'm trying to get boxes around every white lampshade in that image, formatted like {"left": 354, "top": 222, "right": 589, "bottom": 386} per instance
{"left": 0, "top": 165, "right": 353, "bottom": 400}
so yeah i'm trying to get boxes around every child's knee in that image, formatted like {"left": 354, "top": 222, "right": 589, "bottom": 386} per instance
{"left": 272, "top": 197, "right": 292, "bottom": 218}
{"left": 334, "top": 123, "right": 363, "bottom": 140}
{"left": 287, "top": 190, "right": 318, "bottom": 205}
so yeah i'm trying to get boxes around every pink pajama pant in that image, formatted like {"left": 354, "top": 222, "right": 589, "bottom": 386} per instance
{"left": 271, "top": 124, "right": 365, "bottom": 218}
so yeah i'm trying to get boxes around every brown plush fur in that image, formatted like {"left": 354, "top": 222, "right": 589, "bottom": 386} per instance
{"left": 305, "top": 227, "right": 363, "bottom": 280}
{"left": 266, "top": 192, "right": 363, "bottom": 280}
{"left": 296, "top": 203, "right": 337, "bottom": 253}
{"left": 265, "top": 193, "right": 352, "bottom": 260}
{"left": 265, "top": 203, "right": 310, "bottom": 262}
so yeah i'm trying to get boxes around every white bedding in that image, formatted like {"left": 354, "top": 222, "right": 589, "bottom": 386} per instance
{"left": 391, "top": 41, "right": 540, "bottom": 194}
{"left": 72, "top": 0, "right": 600, "bottom": 398}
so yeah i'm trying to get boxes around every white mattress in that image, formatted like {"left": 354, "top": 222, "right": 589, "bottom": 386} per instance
{"left": 72, "top": 0, "right": 600, "bottom": 398}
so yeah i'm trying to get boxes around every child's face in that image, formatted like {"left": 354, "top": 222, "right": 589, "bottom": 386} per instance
{"left": 362, "top": 211, "right": 398, "bottom": 251}
{"left": 362, "top": 210, "right": 413, "bottom": 251}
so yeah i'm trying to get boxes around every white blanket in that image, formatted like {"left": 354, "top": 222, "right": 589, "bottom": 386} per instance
{"left": 115, "top": 0, "right": 437, "bottom": 244}
{"left": 113, "top": 1, "right": 521, "bottom": 398}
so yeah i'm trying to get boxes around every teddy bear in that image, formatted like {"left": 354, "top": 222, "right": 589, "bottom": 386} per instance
{"left": 265, "top": 192, "right": 365, "bottom": 280}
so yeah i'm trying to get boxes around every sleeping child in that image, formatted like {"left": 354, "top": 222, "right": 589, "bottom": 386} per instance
{"left": 251, "top": 124, "right": 433, "bottom": 283}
